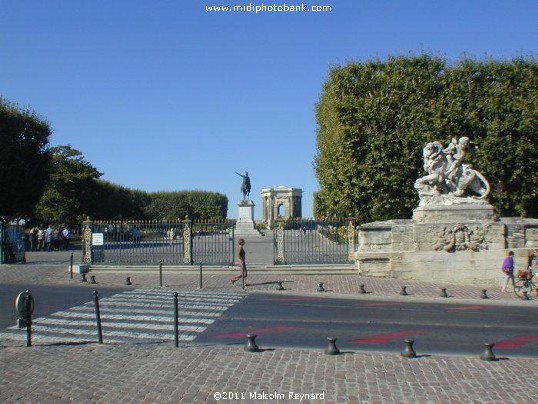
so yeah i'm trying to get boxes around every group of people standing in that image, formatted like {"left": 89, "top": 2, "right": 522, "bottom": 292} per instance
{"left": 28, "top": 225, "right": 71, "bottom": 252}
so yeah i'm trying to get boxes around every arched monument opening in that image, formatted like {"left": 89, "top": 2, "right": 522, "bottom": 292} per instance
{"left": 261, "top": 186, "right": 303, "bottom": 227}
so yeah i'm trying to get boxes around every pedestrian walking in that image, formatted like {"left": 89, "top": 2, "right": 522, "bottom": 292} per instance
{"left": 132, "top": 226, "right": 141, "bottom": 245}
{"left": 231, "top": 238, "right": 248, "bottom": 285}
{"left": 37, "top": 227, "right": 45, "bottom": 251}
{"left": 29, "top": 226, "right": 38, "bottom": 251}
{"left": 45, "top": 225, "right": 54, "bottom": 252}
{"left": 501, "top": 250, "right": 515, "bottom": 292}
{"left": 62, "top": 226, "right": 71, "bottom": 251}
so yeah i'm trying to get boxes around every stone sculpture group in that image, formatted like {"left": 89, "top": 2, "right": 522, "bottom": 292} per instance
{"left": 414, "top": 136, "right": 490, "bottom": 206}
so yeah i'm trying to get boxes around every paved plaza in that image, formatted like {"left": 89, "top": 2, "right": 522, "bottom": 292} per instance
{"left": 1, "top": 250, "right": 537, "bottom": 403}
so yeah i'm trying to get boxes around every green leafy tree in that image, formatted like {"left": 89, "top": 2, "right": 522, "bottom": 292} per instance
{"left": 35, "top": 145, "right": 102, "bottom": 226}
{"left": 314, "top": 55, "right": 538, "bottom": 221}
{"left": 0, "top": 98, "right": 51, "bottom": 221}
{"left": 143, "top": 191, "right": 227, "bottom": 220}
{"left": 92, "top": 181, "right": 149, "bottom": 220}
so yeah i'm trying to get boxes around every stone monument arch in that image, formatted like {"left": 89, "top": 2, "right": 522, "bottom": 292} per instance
{"left": 261, "top": 187, "right": 303, "bottom": 227}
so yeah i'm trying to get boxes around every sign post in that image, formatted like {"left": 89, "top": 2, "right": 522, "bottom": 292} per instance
{"left": 16, "top": 290, "right": 35, "bottom": 346}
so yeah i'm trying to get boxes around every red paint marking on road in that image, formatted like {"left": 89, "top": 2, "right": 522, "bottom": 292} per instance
{"left": 365, "top": 302, "right": 401, "bottom": 307}
{"left": 215, "top": 326, "right": 303, "bottom": 339}
{"left": 447, "top": 305, "right": 487, "bottom": 311}
{"left": 495, "top": 335, "right": 538, "bottom": 350}
{"left": 349, "top": 330, "right": 430, "bottom": 344}
{"left": 271, "top": 297, "right": 321, "bottom": 302}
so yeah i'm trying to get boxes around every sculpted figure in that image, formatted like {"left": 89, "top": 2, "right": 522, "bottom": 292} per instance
{"left": 235, "top": 171, "right": 251, "bottom": 200}
{"left": 414, "top": 137, "right": 490, "bottom": 204}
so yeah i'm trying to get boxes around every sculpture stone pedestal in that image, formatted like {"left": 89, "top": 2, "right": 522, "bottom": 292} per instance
{"left": 355, "top": 201, "right": 538, "bottom": 287}
{"left": 235, "top": 200, "right": 262, "bottom": 236}
{"left": 413, "top": 203, "right": 497, "bottom": 224}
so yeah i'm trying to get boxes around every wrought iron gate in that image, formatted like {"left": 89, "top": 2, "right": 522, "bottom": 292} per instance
{"left": 272, "top": 218, "right": 356, "bottom": 265}
{"left": 85, "top": 217, "right": 234, "bottom": 266}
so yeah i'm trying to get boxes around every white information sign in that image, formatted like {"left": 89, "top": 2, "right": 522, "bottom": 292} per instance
{"left": 92, "top": 233, "right": 104, "bottom": 246}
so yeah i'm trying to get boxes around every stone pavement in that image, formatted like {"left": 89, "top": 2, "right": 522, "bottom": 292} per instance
{"left": 1, "top": 255, "right": 537, "bottom": 403}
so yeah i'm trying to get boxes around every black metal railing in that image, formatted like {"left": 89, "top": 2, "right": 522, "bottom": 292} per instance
{"left": 89, "top": 219, "right": 234, "bottom": 266}
{"left": 273, "top": 218, "right": 355, "bottom": 265}
{"left": 192, "top": 220, "right": 235, "bottom": 266}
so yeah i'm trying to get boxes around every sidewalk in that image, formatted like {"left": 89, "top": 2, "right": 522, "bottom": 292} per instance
{"left": 1, "top": 260, "right": 537, "bottom": 403}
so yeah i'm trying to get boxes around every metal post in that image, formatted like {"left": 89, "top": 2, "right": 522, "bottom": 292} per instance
{"left": 70, "top": 252, "right": 74, "bottom": 279}
{"left": 25, "top": 290, "right": 33, "bottom": 347}
{"left": 159, "top": 260, "right": 163, "bottom": 287}
{"left": 93, "top": 291, "right": 103, "bottom": 344}
{"left": 0, "top": 223, "right": 3, "bottom": 264}
{"left": 199, "top": 261, "right": 203, "bottom": 289}
{"left": 173, "top": 292, "right": 179, "bottom": 348}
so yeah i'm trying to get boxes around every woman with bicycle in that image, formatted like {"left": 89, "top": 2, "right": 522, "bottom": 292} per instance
{"left": 530, "top": 249, "right": 538, "bottom": 297}
{"left": 501, "top": 250, "right": 515, "bottom": 293}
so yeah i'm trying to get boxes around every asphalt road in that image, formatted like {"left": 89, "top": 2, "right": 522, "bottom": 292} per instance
{"left": 0, "top": 284, "right": 130, "bottom": 330}
{"left": 195, "top": 293, "right": 538, "bottom": 358}
{"left": 2, "top": 284, "right": 537, "bottom": 358}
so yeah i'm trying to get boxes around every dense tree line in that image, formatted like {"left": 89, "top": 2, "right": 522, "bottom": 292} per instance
{"left": 0, "top": 98, "right": 51, "bottom": 221}
{"left": 314, "top": 55, "right": 538, "bottom": 221}
{"left": 0, "top": 99, "right": 228, "bottom": 226}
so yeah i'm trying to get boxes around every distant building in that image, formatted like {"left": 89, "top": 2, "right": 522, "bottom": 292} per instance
{"left": 261, "top": 187, "right": 303, "bottom": 226}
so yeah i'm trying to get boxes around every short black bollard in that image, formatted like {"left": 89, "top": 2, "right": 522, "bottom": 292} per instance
{"left": 325, "top": 337, "right": 340, "bottom": 355}
{"left": 159, "top": 260, "right": 163, "bottom": 288}
{"left": 125, "top": 276, "right": 132, "bottom": 286}
{"left": 359, "top": 284, "right": 367, "bottom": 294}
{"left": 173, "top": 292, "right": 179, "bottom": 348}
{"left": 400, "top": 286, "right": 409, "bottom": 296}
{"left": 276, "top": 281, "right": 284, "bottom": 290}
{"left": 522, "top": 291, "right": 530, "bottom": 300}
{"left": 90, "top": 275, "right": 97, "bottom": 284}
{"left": 80, "top": 273, "right": 88, "bottom": 283}
{"left": 244, "top": 334, "right": 260, "bottom": 352}
{"left": 440, "top": 287, "right": 448, "bottom": 298}
{"left": 317, "top": 282, "right": 325, "bottom": 292}
{"left": 70, "top": 252, "right": 74, "bottom": 280}
{"left": 199, "top": 261, "right": 203, "bottom": 289}
{"left": 480, "top": 343, "right": 496, "bottom": 361}
{"left": 93, "top": 291, "right": 103, "bottom": 344}
{"left": 401, "top": 339, "right": 417, "bottom": 358}
{"left": 481, "top": 289, "right": 488, "bottom": 299}
{"left": 25, "top": 290, "right": 33, "bottom": 347}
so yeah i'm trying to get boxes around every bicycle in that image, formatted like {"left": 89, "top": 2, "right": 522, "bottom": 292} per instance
{"left": 513, "top": 267, "right": 536, "bottom": 298}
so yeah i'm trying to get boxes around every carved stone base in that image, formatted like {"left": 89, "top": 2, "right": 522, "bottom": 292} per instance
{"left": 355, "top": 206, "right": 538, "bottom": 286}
{"left": 413, "top": 203, "right": 498, "bottom": 224}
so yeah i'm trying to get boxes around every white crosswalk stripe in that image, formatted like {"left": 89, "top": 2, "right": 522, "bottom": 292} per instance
{"left": 0, "top": 289, "right": 246, "bottom": 345}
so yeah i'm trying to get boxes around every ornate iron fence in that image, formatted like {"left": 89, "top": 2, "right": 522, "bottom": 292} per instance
{"left": 273, "top": 218, "right": 356, "bottom": 265}
{"left": 85, "top": 217, "right": 234, "bottom": 266}
{"left": 191, "top": 219, "right": 235, "bottom": 266}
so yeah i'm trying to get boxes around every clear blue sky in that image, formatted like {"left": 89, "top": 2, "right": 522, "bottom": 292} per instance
{"left": 1, "top": 1, "right": 536, "bottom": 219}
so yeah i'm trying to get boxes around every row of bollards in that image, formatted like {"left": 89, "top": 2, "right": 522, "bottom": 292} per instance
{"left": 79, "top": 274, "right": 132, "bottom": 286}
{"left": 317, "top": 283, "right": 494, "bottom": 300}
{"left": 242, "top": 334, "right": 498, "bottom": 361}
{"left": 75, "top": 272, "right": 510, "bottom": 302}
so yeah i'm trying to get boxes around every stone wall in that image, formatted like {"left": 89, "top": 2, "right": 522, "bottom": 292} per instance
{"left": 355, "top": 207, "right": 538, "bottom": 287}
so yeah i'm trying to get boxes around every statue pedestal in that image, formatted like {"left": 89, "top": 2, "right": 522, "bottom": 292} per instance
{"left": 235, "top": 200, "right": 262, "bottom": 236}
{"left": 354, "top": 201, "right": 538, "bottom": 287}
{"left": 413, "top": 203, "right": 498, "bottom": 224}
